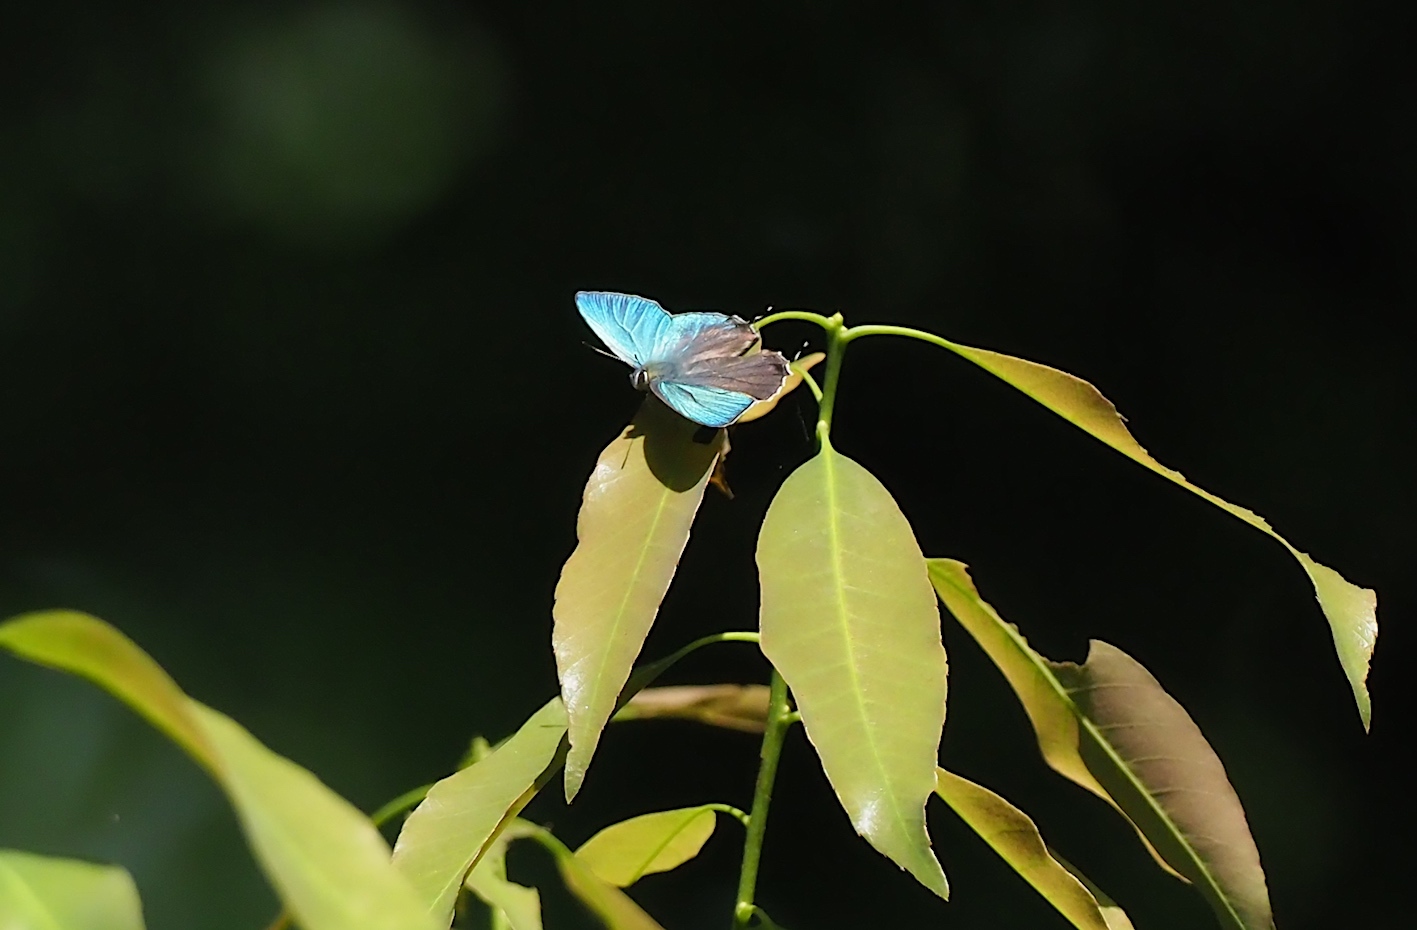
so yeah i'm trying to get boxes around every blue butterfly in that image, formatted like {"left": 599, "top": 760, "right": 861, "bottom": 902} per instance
{"left": 576, "top": 291, "right": 791, "bottom": 428}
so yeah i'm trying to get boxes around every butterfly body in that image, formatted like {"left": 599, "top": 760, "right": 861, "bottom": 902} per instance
{"left": 577, "top": 291, "right": 790, "bottom": 428}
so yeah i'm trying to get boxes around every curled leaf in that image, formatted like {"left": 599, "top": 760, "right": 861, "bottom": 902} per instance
{"left": 938, "top": 339, "right": 1376, "bottom": 729}
{"left": 933, "top": 769, "right": 1134, "bottom": 930}
{"left": 614, "top": 684, "right": 771, "bottom": 733}
{"left": 930, "top": 561, "right": 1274, "bottom": 930}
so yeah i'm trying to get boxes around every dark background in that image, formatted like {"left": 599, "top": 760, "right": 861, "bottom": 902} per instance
{"left": 1, "top": 1, "right": 1409, "bottom": 928}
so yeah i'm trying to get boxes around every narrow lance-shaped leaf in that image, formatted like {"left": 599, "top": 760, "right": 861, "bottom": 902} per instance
{"left": 758, "top": 442, "right": 949, "bottom": 898}
{"left": 613, "top": 684, "right": 771, "bottom": 733}
{"left": 555, "top": 851, "right": 667, "bottom": 930}
{"left": 464, "top": 822, "right": 544, "bottom": 930}
{"left": 930, "top": 561, "right": 1274, "bottom": 930}
{"left": 0, "top": 612, "right": 436, "bottom": 930}
{"left": 933, "top": 769, "right": 1135, "bottom": 930}
{"left": 554, "top": 397, "right": 724, "bottom": 801}
{"left": 0, "top": 850, "right": 145, "bottom": 930}
{"left": 574, "top": 806, "right": 717, "bottom": 888}
{"left": 936, "top": 338, "right": 1376, "bottom": 728}
{"left": 392, "top": 699, "right": 567, "bottom": 927}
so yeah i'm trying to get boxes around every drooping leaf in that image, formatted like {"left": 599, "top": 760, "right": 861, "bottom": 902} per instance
{"left": 391, "top": 699, "right": 567, "bottom": 926}
{"left": 0, "top": 850, "right": 145, "bottom": 930}
{"left": 736, "top": 351, "right": 826, "bottom": 423}
{"left": 758, "top": 442, "right": 949, "bottom": 899}
{"left": 555, "top": 850, "right": 667, "bottom": 930}
{"left": 0, "top": 612, "right": 436, "bottom": 930}
{"left": 554, "top": 397, "right": 724, "bottom": 801}
{"left": 574, "top": 807, "right": 717, "bottom": 888}
{"left": 933, "top": 769, "right": 1134, "bottom": 930}
{"left": 937, "top": 338, "right": 1376, "bottom": 729}
{"left": 929, "top": 561, "right": 1274, "bottom": 930}
{"left": 613, "top": 684, "right": 771, "bottom": 733}
{"left": 465, "top": 822, "right": 544, "bottom": 930}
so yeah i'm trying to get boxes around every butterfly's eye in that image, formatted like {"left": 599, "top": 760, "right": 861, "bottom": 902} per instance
{"left": 630, "top": 368, "right": 650, "bottom": 391}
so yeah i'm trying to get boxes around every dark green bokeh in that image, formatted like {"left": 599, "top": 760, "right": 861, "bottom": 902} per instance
{"left": 2, "top": 1, "right": 1407, "bottom": 928}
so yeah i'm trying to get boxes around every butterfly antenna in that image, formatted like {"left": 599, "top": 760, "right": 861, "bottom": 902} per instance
{"left": 582, "top": 341, "right": 621, "bottom": 361}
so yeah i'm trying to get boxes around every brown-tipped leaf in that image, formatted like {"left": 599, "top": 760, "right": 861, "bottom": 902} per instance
{"left": 929, "top": 561, "right": 1274, "bottom": 930}
{"left": 759, "top": 444, "right": 949, "bottom": 899}
{"left": 933, "top": 769, "right": 1134, "bottom": 930}
{"left": 937, "top": 339, "right": 1376, "bottom": 729}
{"left": 554, "top": 398, "right": 724, "bottom": 801}
{"left": 613, "top": 684, "right": 771, "bottom": 733}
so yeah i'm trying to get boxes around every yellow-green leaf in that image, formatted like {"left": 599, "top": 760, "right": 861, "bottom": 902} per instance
{"left": 0, "top": 850, "right": 144, "bottom": 930}
{"left": 938, "top": 339, "right": 1376, "bottom": 729}
{"left": 613, "top": 684, "right": 771, "bottom": 733}
{"left": 574, "top": 807, "right": 717, "bottom": 887}
{"left": 758, "top": 443, "right": 949, "bottom": 899}
{"left": 933, "top": 769, "right": 1134, "bottom": 930}
{"left": 554, "top": 397, "right": 724, "bottom": 801}
{"left": 555, "top": 850, "right": 666, "bottom": 930}
{"left": 392, "top": 699, "right": 567, "bottom": 927}
{"left": 0, "top": 612, "right": 436, "bottom": 930}
{"left": 930, "top": 561, "right": 1274, "bottom": 930}
{"left": 465, "top": 823, "right": 543, "bottom": 930}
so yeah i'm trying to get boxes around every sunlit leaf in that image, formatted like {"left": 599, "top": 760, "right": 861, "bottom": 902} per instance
{"left": 0, "top": 612, "right": 436, "bottom": 930}
{"left": 391, "top": 698, "right": 567, "bottom": 926}
{"left": 737, "top": 352, "right": 825, "bottom": 423}
{"left": 938, "top": 339, "right": 1376, "bottom": 729}
{"left": 574, "top": 806, "right": 717, "bottom": 887}
{"left": 554, "top": 397, "right": 724, "bottom": 801}
{"left": 465, "top": 822, "right": 543, "bottom": 930}
{"left": 0, "top": 850, "right": 145, "bottom": 930}
{"left": 758, "top": 442, "right": 949, "bottom": 899}
{"left": 930, "top": 562, "right": 1274, "bottom": 930}
{"left": 933, "top": 769, "right": 1134, "bottom": 930}
{"left": 613, "top": 684, "right": 771, "bottom": 733}
{"left": 555, "top": 849, "right": 666, "bottom": 930}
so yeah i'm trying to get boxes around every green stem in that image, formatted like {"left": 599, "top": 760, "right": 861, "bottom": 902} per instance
{"left": 706, "top": 802, "right": 752, "bottom": 828}
{"left": 842, "top": 323, "right": 957, "bottom": 351}
{"left": 814, "top": 318, "right": 849, "bottom": 439}
{"left": 754, "top": 309, "right": 835, "bottom": 330}
{"left": 732, "top": 670, "right": 793, "bottom": 929}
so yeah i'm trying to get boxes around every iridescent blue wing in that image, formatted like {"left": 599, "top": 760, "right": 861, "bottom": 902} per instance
{"left": 575, "top": 291, "right": 675, "bottom": 367}
{"left": 650, "top": 381, "right": 757, "bottom": 429}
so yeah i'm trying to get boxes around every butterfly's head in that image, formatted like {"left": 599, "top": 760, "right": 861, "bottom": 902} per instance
{"left": 629, "top": 367, "right": 651, "bottom": 392}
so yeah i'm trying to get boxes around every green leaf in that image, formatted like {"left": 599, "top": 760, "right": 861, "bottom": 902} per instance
{"left": 554, "top": 397, "right": 725, "bottom": 801}
{"left": 929, "top": 561, "right": 1274, "bottom": 930}
{"left": 391, "top": 698, "right": 567, "bottom": 927}
{"left": 933, "top": 769, "right": 1134, "bottom": 930}
{"left": 613, "top": 684, "right": 771, "bottom": 733}
{"left": 555, "top": 850, "right": 666, "bottom": 930}
{"left": 0, "top": 850, "right": 145, "bottom": 930}
{"left": 939, "top": 340, "right": 1376, "bottom": 729}
{"left": 0, "top": 612, "right": 435, "bottom": 930}
{"left": 465, "top": 823, "right": 543, "bottom": 930}
{"left": 758, "top": 443, "right": 949, "bottom": 899}
{"left": 574, "top": 806, "right": 717, "bottom": 887}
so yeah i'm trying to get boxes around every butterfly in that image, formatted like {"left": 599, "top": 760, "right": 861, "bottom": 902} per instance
{"left": 576, "top": 291, "right": 791, "bottom": 428}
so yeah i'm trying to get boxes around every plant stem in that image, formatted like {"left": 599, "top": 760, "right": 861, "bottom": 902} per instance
{"left": 754, "top": 309, "right": 835, "bottom": 330}
{"left": 705, "top": 802, "right": 752, "bottom": 828}
{"left": 732, "top": 669, "right": 793, "bottom": 929}
{"left": 814, "top": 317, "right": 850, "bottom": 438}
